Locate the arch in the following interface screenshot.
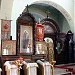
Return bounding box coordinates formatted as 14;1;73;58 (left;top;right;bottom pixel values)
32;1;74;32
41;18;60;33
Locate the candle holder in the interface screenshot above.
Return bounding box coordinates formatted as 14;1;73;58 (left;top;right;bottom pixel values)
50;59;56;75
14;57;23;75
44;37;56;75
36;23;44;42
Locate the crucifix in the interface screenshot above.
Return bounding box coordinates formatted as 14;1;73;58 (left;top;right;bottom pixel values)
26;4;29;13
46;11;51;18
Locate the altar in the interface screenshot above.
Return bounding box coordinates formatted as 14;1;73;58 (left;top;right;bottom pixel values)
37;59;51;75
23;59;38;75
4;61;18;75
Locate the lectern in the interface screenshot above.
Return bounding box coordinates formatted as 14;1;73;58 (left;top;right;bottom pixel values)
4;61;18;75
37;59;51;75
23;59;38;75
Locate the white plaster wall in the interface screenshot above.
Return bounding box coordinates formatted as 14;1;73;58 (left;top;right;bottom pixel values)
0;0;13;19
11;0;38;40
47;0;74;19
11;0;74;21
0;20;1;55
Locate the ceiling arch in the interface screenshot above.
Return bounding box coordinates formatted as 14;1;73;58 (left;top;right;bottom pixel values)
30;1;74;33
23;1;71;33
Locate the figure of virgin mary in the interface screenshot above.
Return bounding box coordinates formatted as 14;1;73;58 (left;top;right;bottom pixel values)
22;30;29;50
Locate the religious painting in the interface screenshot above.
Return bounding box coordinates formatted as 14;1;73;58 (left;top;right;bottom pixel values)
36;41;46;54
20;25;33;54
2;40;16;55
1;19;11;40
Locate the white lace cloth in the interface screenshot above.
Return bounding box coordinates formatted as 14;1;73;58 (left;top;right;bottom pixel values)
23;61;38;75
37;59;51;67
23;61;38;68
4;61;18;75
37;59;51;75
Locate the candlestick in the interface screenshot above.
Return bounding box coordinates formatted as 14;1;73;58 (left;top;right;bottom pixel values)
14;57;23;75
50;59;56;75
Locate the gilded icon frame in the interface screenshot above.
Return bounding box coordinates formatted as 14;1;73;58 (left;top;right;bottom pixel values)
20;25;33;54
2;40;16;55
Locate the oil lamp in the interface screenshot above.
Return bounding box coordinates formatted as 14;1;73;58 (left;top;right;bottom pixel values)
44;37;56;75
36;19;44;42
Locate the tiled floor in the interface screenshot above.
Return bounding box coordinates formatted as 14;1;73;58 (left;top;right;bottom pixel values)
54;63;75;75
54;67;72;75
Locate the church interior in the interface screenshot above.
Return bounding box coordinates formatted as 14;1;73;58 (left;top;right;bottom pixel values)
0;0;75;75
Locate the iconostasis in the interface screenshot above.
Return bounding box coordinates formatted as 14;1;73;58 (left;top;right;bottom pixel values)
0;5;69;65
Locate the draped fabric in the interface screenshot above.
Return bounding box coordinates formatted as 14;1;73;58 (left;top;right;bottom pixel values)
1;19;11;40
4;61;18;75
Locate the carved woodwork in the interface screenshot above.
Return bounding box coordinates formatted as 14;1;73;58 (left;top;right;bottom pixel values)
41;17;66;64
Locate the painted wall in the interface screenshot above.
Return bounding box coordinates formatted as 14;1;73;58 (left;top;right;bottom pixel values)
0;0;13;19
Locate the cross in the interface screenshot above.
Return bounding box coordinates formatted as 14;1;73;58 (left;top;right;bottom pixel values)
26;4;29;12
46;11;51;18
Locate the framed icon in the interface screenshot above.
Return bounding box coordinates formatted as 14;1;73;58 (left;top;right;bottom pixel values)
2;40;16;55
36;41;46;54
20;25;33;54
